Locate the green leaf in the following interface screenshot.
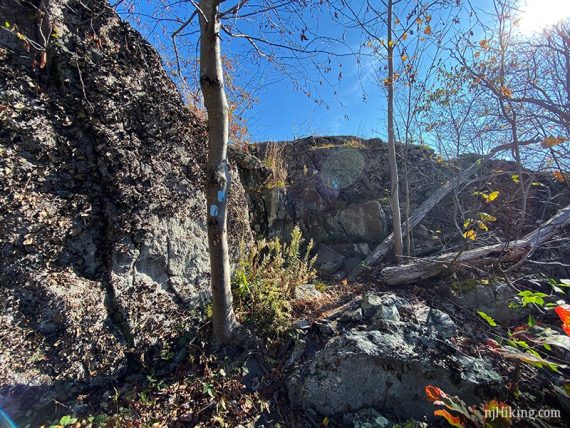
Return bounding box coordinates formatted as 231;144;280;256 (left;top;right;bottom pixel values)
528;315;536;327
59;415;78;426
478;311;497;327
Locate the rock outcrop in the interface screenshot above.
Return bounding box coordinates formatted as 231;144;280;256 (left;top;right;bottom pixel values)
288;293;503;421
240;136;569;278
0;0;251;414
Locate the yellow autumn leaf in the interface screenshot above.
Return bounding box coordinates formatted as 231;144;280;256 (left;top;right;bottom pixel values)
487;190;500;202
402;32;408;41
500;85;512;98
463;229;477;240
511;174;519;183
388;40;395;48
478;212;497;222
542;136;568;148
479;39;490;50
463;219;471;228
424;25;432;35
478;222;489;231
416;17;423;25
401;54;408;62
322;416;330;426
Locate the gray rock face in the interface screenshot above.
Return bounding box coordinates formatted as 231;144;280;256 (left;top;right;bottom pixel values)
238;137;445;276
329;201;387;243
315;246;346;275
451;282;530;324
288;294;501;420
0;0;251;402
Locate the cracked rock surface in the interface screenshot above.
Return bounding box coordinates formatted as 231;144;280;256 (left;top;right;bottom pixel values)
288;293;502;421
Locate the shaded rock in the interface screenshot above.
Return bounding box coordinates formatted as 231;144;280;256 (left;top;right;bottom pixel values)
361;293;406;322
229;146;271;190
344;408;391;428
293;319;312;330
316;320;339;336
429;311;457;339
451;282;529;324
315;246;345;275
361;294;385;318
324;201;387;243
340;308;364;323
343;257;364;273
285;339;307;368
288;324;501;420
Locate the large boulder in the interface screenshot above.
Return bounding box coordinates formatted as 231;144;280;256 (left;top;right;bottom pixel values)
0;0;251;418
324;201;387;243
288;293;502;420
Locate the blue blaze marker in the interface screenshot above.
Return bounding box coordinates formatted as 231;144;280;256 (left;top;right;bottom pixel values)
210;204;219;217
217;190;225;202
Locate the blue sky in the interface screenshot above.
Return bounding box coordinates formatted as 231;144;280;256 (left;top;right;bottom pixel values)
118;0;496;143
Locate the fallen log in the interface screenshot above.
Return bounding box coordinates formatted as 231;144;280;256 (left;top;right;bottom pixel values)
378;204;570;286
348;139;540;281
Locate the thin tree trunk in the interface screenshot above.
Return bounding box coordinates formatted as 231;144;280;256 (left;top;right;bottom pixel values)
199;0;238;344
387;0;404;263
509;110;527;236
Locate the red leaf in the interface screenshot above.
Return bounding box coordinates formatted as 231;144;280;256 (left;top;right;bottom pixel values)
555;305;570;336
425;385;446;402
434;409;464;427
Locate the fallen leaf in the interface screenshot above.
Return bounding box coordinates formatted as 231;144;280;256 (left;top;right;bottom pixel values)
434;409;464;428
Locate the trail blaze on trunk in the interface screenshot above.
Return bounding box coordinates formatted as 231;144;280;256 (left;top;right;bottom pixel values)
199;0;238;344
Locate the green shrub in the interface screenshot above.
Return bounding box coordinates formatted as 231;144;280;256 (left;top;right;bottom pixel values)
232;226;317;335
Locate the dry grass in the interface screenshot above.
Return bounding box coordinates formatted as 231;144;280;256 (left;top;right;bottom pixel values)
290;280;373;323
310;138;366;150
263;142;288;188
